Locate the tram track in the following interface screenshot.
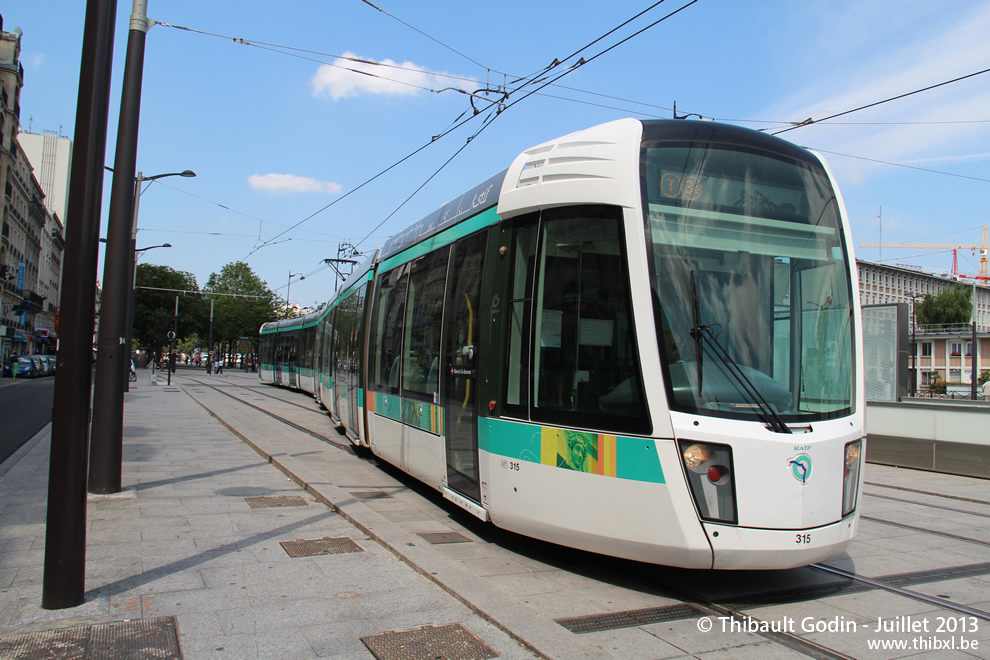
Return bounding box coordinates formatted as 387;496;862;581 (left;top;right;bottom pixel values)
860;515;990;548
182;375;354;453
864;491;990;519
178;377;990;659
865;480;990;507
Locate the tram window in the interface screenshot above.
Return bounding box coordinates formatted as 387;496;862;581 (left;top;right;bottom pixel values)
530;206;648;433
504;218;539;415
403;247;450;401
369;265;409;393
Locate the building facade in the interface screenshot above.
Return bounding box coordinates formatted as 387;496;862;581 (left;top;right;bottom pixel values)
19;130;72;225
858;260;989;392
0;16;63;360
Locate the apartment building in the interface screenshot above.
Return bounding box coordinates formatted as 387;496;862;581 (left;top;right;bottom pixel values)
858;260;989;390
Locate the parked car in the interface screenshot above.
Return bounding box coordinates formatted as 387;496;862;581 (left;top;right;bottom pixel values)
40;355;56;375
30;355;50;376
3;355;37;378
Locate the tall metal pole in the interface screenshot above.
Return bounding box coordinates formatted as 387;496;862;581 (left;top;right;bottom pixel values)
122;175;140;392
43;0;118;610
90;0;153;494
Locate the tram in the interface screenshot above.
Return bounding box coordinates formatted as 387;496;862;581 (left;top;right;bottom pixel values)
259;118;865;570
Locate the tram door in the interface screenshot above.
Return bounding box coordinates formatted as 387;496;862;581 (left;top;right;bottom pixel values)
286;333;298;388
273;334;283;386
442;232;487;502
333;286;366;437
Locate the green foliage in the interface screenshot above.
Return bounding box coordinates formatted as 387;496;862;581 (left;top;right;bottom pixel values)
979;370;990;388
915;284;973;326
203;262;278;349
133;264;207;352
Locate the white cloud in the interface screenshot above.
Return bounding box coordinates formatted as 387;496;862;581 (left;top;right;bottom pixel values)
247;173;342;194
30;53;46;68
310;51;464;101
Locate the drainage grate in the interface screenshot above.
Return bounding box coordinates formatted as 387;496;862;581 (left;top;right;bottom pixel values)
280;536;364;557
352;491;392;499
361;623;498;660
0;616;181;659
245;495;308;508
418;531;472;545
556;603;701;634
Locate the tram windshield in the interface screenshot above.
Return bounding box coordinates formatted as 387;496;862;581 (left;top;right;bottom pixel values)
643;141;855;422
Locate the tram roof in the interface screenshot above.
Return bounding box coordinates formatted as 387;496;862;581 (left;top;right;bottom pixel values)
640;119;820;166
377;168;507;262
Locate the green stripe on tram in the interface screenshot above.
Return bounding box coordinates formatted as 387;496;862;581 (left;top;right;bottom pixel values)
480;418;665;483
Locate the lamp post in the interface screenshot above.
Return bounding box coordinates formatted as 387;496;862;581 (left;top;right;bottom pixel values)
125;242;170;390
286;271;304;319
90;167;194;496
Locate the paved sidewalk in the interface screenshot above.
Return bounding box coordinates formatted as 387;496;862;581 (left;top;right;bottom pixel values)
0;370;539;659
4;367;990;659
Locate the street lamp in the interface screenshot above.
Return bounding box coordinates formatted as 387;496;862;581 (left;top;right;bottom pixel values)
287;271;304;319
90;167;195;495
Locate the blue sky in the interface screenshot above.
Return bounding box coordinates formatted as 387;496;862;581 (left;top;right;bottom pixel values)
8;1;990;308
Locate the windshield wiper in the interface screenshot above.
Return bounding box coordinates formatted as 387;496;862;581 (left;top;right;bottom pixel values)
689;271;791;434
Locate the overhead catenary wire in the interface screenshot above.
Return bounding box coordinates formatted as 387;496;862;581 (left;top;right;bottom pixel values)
162;1;699;264
241;1;700;259
771;66;990;135
351;1;700;250
806;148;990;185
358;0;496;73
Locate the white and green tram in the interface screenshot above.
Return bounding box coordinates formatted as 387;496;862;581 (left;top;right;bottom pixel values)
259;118;865;569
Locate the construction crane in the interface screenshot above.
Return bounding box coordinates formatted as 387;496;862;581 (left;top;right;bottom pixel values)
858;225;989;281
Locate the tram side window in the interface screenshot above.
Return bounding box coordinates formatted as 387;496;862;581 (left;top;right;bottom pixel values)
504;217;539;415
369;265;409;393
532;206;648;433
403;247;450;402
301;327;314;370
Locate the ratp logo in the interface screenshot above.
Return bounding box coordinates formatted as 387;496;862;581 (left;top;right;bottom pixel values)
788;454;812;485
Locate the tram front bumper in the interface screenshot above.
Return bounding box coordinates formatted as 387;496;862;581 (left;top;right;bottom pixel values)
703;516;858;570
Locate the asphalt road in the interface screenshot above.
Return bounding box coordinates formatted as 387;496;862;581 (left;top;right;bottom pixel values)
0;375;55;465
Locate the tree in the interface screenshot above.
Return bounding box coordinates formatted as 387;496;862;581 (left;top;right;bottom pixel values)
915;284;973;326
133;264;206;356
203;262;278;358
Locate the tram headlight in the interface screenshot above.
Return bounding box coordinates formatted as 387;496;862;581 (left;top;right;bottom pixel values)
679;440;736;524
842;439;862;517
682;443;712;473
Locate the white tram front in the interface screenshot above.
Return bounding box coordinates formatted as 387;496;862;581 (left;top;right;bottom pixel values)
486;118;864;569
260;118;865;570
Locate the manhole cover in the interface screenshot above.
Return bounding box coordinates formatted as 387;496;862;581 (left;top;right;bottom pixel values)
418;531;471;544
245;495;308;508
361;623;498;660
280;536;364;557
351;491;392;499
0;616;181;659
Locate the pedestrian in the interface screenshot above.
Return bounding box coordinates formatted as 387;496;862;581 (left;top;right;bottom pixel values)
216;357;224;375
